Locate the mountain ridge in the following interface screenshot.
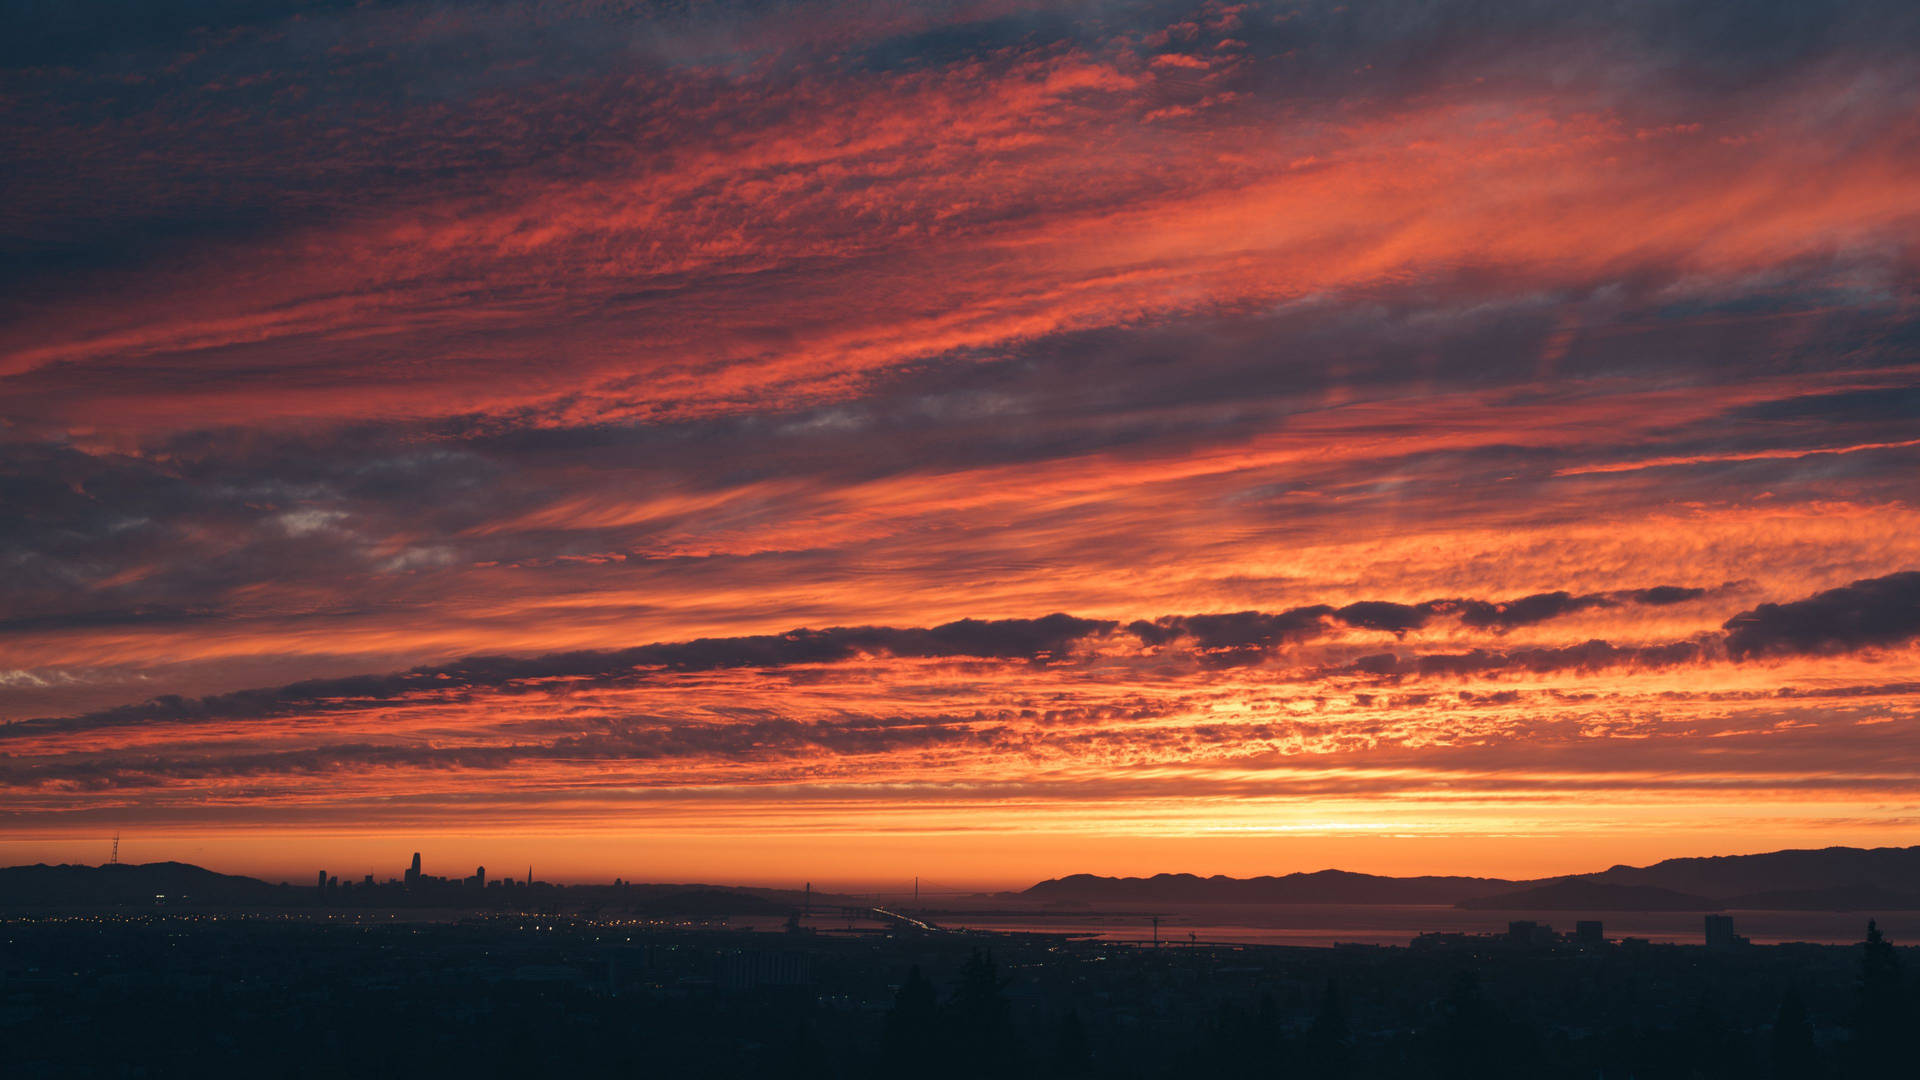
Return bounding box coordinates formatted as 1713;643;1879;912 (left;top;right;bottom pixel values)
1022;869;1518;906
1022;845;1920;910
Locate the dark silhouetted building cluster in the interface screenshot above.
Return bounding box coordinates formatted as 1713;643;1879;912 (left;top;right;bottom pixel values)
304;852;540;907
1706;913;1752;949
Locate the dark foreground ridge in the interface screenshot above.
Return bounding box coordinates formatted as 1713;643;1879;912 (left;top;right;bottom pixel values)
3;909;1915;1078
1024;845;1920;911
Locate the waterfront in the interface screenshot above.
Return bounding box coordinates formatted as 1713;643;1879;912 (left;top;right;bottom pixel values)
774;902;1920;948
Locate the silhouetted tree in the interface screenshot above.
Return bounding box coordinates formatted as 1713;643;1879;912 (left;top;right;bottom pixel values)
948;949;1016;1077
1048;1009;1090;1077
1678;992;1751;1079
1852;920;1908;1078
1769;986;1819;1080
1256;991;1291;1077
1200;998;1275;1075
1425;966;1548;1079
1433;969;1500;1080
1302;978;1351;1080
883;965;940;1073
774;1018;835;1080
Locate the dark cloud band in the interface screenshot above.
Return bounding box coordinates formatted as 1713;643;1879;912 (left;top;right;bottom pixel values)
11;576;1905;739
1724;571;1920;659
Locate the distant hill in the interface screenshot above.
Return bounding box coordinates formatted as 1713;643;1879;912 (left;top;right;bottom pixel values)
1023;870;1517;906
1457;879;1720;911
0;862;293;906
1583;846;1920;899
1021;846;1920;911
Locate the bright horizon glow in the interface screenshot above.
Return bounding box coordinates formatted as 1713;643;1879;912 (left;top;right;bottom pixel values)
6;830;1889;893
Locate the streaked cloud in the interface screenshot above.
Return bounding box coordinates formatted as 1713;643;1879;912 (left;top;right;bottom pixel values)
3;0;1918;879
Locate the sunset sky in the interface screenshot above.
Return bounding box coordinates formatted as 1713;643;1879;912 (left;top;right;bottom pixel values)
4;0;1919;889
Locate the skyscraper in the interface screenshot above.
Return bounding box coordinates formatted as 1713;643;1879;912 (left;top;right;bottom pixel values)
406;851;422;888
1704;914;1745;948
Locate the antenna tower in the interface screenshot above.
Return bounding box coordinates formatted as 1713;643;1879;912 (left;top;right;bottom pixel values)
110;832;120;865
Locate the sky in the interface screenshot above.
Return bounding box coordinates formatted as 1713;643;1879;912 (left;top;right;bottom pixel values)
3;0;1919;889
